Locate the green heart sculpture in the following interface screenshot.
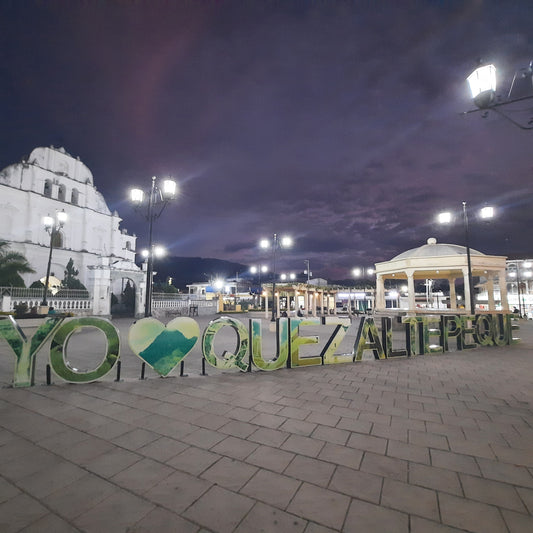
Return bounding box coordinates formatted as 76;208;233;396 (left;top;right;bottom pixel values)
128;317;200;376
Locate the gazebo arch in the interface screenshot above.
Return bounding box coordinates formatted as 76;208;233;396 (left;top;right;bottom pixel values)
374;238;508;314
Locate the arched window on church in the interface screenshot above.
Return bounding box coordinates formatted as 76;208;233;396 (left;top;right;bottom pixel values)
44;179;52;197
71;188;79;205
58;184;66;202
51;231;64;248
125;241;131;250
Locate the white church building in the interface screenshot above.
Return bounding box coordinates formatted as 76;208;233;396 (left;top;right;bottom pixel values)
0;145;145;316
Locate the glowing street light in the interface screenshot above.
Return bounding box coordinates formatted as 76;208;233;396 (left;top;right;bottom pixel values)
352;267;375;278
437;201;494;314
260;233;293;320
280;272;296;281
467;64;497;108
130;176;177;317
465;61;533;129
41;210;67;307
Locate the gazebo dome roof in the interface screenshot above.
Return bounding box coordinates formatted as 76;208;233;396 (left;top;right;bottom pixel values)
391;238;484;261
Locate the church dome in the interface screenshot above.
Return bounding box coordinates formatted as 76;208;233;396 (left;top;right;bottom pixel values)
391;238;484;260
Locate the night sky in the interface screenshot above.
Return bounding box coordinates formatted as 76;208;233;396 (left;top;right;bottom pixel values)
2;0;533;280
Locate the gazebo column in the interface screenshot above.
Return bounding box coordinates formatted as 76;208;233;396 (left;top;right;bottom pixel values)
264;290;269;319
311;292;317;317
462;267;472;314
448;277;457;310
303;289;308;315
406;270;416;311
486;275;495;312
499;269;509;311
376;274;386;311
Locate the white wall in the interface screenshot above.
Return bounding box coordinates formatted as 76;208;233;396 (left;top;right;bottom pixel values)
0;146;138;287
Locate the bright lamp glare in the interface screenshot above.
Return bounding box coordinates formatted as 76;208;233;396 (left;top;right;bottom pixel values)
480;206;494;219
141;249;149;258
280;236;293;248
353;268;362;277
367;268;375;275
467;64;497;98
437;212;452;224
130;188;144;203
162;179;177;198
43;215;54;229
153;245;166;258
56;210;68;224
259;239;270;249
250;266;257;274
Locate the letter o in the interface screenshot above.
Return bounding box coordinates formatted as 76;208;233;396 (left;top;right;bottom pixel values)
50;318;120;383
202;317;249;371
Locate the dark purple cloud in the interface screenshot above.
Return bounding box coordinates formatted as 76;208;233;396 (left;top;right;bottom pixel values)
1;0;533;280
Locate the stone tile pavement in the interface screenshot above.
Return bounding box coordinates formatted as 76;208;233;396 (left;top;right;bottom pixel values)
0;315;532;532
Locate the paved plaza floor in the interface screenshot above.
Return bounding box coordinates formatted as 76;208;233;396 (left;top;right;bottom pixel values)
0;313;532;532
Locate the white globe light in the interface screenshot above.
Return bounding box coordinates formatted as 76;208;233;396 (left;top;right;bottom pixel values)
437;212;452;224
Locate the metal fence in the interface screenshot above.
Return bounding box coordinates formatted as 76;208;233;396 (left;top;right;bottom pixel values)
151;293;218;316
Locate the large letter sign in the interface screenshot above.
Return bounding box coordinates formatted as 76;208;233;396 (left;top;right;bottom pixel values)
129;317;199;376
50;318;120;383
202;316;249;371
0;313;520;387
250;318;290;371
0;316;64;387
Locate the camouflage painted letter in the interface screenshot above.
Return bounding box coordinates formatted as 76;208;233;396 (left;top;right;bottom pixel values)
202;316;249;371
0;316;64;387
50;318;119;383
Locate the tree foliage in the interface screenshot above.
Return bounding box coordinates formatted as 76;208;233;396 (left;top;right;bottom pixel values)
62;258;87;290
0;241;35;287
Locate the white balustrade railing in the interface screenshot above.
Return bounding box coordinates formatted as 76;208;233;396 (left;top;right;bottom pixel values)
1;286;92;315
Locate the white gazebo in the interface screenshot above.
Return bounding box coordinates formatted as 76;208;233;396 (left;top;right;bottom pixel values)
374;238;508;314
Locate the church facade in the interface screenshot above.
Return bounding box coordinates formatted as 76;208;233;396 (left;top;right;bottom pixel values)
0;146;144;315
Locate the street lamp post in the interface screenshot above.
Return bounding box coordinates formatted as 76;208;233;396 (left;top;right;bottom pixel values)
260;234;293;321
250;265;268;286
437;202;494;314
130;176;177;317
304;259;311;284
140;245;166;314
250;265;268;308
41;210;67;307
465;61;533;130
352;267;375;314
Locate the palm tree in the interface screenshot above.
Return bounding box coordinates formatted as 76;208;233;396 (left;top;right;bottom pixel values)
0;241;35;287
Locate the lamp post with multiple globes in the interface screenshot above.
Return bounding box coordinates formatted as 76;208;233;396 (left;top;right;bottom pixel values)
130;176;177;317
351;266;375;314
260;234;293;321
41;210;67;307
437;203;494;314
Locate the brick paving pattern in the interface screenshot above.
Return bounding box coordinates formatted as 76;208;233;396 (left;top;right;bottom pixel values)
0;317;532;532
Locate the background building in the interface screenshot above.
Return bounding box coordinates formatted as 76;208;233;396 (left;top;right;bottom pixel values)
0;146;144;316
